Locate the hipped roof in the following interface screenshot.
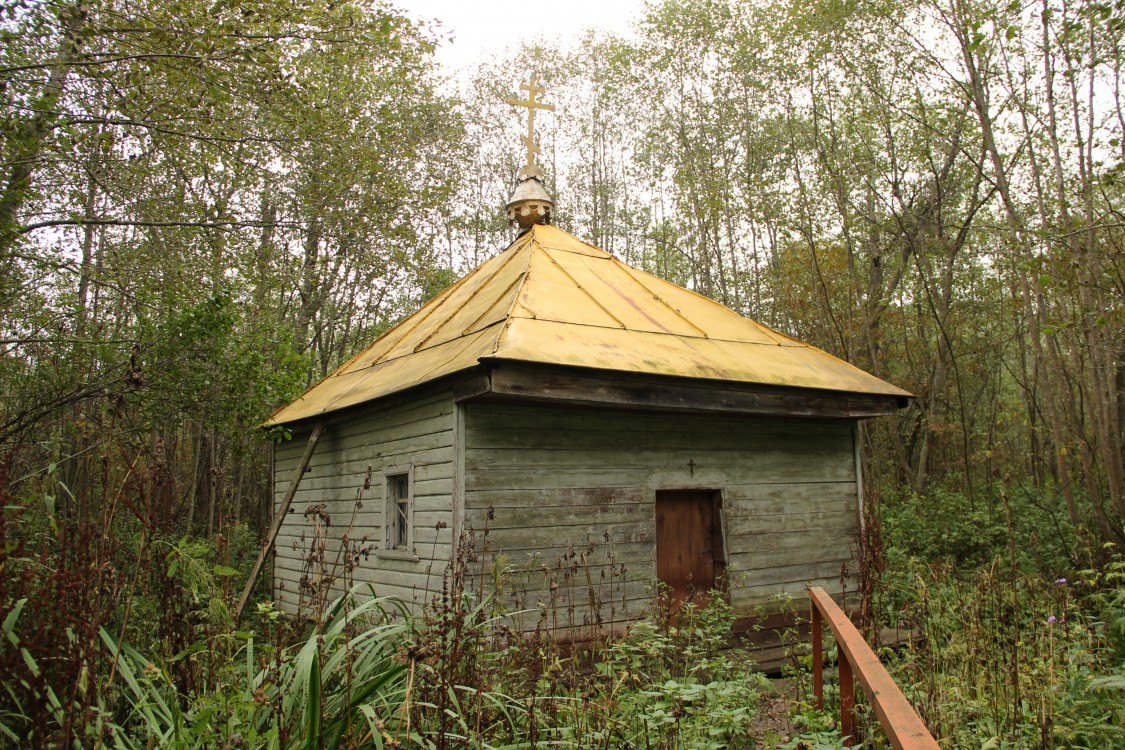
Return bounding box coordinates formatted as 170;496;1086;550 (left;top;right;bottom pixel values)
266;224;909;425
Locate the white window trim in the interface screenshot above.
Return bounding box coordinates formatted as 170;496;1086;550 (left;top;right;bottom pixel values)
379;464;417;560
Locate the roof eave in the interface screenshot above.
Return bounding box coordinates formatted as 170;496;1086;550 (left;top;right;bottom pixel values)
460;360;910;419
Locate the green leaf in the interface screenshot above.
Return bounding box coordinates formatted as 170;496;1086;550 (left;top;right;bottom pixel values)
2;599;26;646
304;649;322;750
1089;674;1125;691
212;564;239;577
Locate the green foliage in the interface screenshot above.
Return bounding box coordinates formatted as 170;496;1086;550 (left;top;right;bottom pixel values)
881;485;1080;576
102;586;412;748
136;294;307;433
870;554;1125;749
91;578;778;749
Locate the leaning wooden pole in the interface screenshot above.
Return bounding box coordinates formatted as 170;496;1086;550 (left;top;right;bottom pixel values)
235;422;326;621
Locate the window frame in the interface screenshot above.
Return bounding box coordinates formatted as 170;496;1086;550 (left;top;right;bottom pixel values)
380;465;416;560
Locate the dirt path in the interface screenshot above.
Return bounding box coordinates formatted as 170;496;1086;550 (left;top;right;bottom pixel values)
748;678;798;748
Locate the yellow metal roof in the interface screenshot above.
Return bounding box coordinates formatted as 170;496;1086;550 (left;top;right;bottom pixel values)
267;225;910;425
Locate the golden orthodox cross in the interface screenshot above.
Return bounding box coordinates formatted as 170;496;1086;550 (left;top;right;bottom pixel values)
507;75;554;177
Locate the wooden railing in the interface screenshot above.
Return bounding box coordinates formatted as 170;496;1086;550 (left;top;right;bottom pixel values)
808;586;940;750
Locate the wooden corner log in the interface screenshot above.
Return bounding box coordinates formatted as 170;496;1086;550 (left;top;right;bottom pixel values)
234;422;326;621
808;586;940;750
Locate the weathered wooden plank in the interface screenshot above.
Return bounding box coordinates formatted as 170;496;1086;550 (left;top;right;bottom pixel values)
314;560;448;587
464;485;855;517
283;411;452;458
470;501;655;530
726;527;855;555
465;486;652;509
470;366;903;418
465;445;849;471
496;584;656;610
273;564;450;600
302;430;453;470
496;594;655;619
280;467;451;507
282;390;453;441
728;545;854;571
725;510;857;536
281;513;453;542
278;465;453;496
294;461;456;501
730;564;855;601
723;482;856;515
277;534;453;556
495;598;653;626
466;466;855;491
277;423;451;468
489;574;652;598
275;505;452;527
322;406;453;444
466;403;853;435
476;522;654;551
466;426;851;454
468;540;655;565
478;555;654;582
275;528;453;554
466;403;854;436
274;546;450;572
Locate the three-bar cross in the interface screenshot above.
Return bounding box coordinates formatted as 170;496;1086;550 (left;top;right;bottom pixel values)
507;75;555;176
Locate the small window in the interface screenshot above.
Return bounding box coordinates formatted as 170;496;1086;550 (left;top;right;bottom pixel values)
385;469;412;551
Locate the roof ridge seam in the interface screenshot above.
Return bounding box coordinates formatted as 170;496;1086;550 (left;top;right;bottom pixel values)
614;259;711;338
365;258;485;363
460;267;526;336
541;225;615;258
338;322;506;376
410;239;525;353
262;263;483;422
625;259;797;346
539;244;626;329
318;327;498;416
488;236;538;356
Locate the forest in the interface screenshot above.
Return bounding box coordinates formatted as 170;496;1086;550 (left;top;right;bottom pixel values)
1;0;1124;746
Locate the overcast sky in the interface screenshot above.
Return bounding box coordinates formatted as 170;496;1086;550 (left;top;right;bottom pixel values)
391;0;648;73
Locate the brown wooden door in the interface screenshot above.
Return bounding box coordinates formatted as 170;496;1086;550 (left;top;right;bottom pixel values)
655;490;717;609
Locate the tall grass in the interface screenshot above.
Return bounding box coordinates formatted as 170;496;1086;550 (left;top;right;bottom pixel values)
101;586;412;748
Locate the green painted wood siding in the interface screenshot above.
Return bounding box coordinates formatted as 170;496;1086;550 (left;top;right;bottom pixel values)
272;390;455;614
463;403;858;636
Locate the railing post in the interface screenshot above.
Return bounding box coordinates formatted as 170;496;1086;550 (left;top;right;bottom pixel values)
839;649;855;747
811;600;824;710
806;587;940;750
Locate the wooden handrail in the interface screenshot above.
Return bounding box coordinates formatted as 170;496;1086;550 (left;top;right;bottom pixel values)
808;586;939;750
